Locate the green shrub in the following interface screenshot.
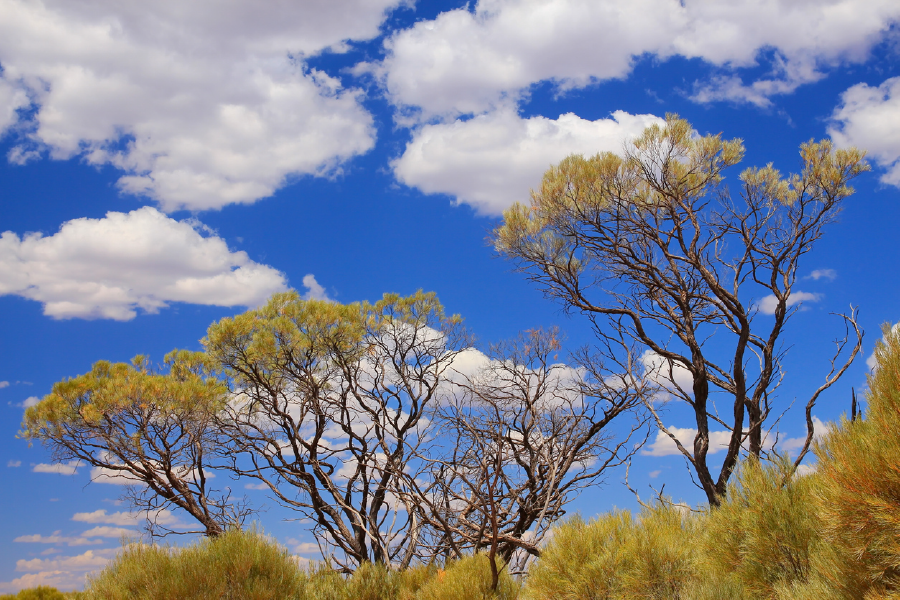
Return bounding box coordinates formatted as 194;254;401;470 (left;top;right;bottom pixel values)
694;455;820;598
0;587;68;600
416;554;519;600
525;503;698;600
810;324;900;598
82;528;308;600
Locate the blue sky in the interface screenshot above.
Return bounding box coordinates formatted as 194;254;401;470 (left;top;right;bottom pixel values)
1;0;900;591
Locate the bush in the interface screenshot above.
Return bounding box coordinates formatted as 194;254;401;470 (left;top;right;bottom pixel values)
0;587;68;600
525;503;698;600
82;529;308;600
810;324;900;598
416;554;519;600
694;455;820;598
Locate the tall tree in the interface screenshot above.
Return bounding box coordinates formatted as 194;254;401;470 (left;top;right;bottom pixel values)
21;353;249;537
205;290;468;571
494;115;866;506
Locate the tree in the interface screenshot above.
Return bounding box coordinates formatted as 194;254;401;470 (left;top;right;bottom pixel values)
21;353;250;537
204;290;468;571
494;115;866;506
404;328;650;581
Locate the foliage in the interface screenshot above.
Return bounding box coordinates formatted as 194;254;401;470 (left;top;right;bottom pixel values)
810;323;900;598
82;528;307;600
20;353;246;537
525;502;698;600
206;290;470;569
494;114;867;505
695;455;821;599
416;554;520;600
0;587;69;600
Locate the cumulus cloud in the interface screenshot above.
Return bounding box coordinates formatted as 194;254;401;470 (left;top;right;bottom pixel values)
0;0;404;211
805;269;837;281
392;109;664;214
14;533;102;547
639;350;693;400
757;291;821;315
32;461;82;475
71;510;138;526
0;380;9;388
0;207;288;320
642;425;736;457
302;274;332;302
7;460;20;467
80;526;136;539
829;76;900;187
779;416;830;455
0;548;120;593
17;396;39;409
375;0;900;119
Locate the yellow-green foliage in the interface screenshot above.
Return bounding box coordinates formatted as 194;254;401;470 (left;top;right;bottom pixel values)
0;587;69;600
525;503;697;600
696;455;820;599
811;324;900;598
82;529;307;600
416;554;519;600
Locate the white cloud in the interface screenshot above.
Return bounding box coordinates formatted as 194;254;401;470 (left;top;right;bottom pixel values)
392;109;663;214
7;460;20;467
302;274;332;302
244;482;269;490
72;508;180;527
375;0;900;119
642;426;734;457
17;396;39;408
14;533;102;547
0;0;405;211
81;526;136;539
806;269;837;281
0;380;9;388
639;350;693;399
829;76;900;188
779;416;830;455
292;541;320;554
0;207;288;320
866;322;900;371
32;461;82;475
757;291;821;316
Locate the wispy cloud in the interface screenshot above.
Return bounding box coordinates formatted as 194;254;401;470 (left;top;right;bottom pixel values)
32;461;82;476
805;269;837;281
757;291;821;315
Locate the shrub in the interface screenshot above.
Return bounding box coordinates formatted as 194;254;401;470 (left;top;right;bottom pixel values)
524;503;698;600
810;324;900;598
416;554;519;600
694;455;820;598
82;528;308;600
0;587;68;600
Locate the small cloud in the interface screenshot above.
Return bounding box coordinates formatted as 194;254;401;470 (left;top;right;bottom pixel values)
292;542;320;554
7;460;21;467
302;274;333;302
648;470;662;479
758;291;821;315
18;396;40;409
795;463;817;477
779;416;830;455
16;381;33;386
81;526;136;539
805;269;836;281
32;461;82;475
244;482;269;490
14;533;102;547
0;381;9;388
642;426;734;457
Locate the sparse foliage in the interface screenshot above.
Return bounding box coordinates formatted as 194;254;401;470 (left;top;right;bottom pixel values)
494;114;867;505
205;290;469;571
21;353;249;537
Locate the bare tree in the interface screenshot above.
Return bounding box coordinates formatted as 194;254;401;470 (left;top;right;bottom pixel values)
21;352;251;538
402;329;650;579
494;115;866;506
204;290;468;571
